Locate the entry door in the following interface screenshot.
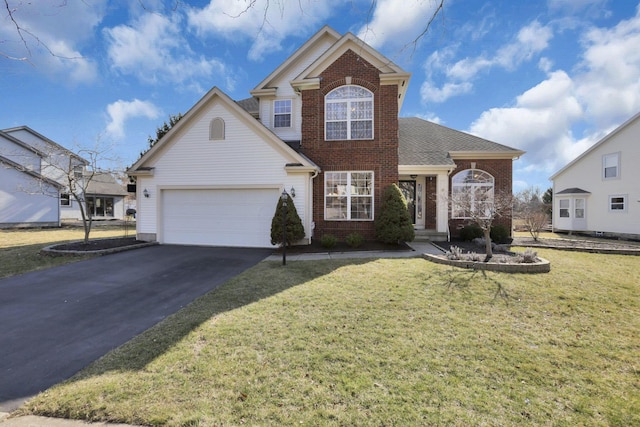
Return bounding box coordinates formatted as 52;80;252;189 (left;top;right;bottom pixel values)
399;180;416;224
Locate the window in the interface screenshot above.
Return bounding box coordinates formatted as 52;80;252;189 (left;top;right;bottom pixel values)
559;199;570;217
273;100;292;128
603;153;620;179
86;196;115;217
209;117;225;140
73;165;83;179
60;193;71;206
609;195;626;211
325;171;373;220
325;85;373;140
575;198;585;218
451;169;494;218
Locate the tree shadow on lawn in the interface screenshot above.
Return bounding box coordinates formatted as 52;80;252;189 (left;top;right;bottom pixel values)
422;265;512;304
62;258;376;379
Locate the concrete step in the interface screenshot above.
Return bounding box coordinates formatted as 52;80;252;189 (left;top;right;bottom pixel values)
413;229;448;242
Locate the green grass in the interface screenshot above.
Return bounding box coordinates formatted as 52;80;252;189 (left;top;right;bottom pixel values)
0;226;131;278
18;249;640;426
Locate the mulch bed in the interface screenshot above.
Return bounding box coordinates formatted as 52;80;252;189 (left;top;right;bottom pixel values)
51;237;141;251
273;240;413;254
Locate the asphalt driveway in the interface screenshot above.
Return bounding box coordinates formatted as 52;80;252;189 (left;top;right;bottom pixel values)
0;245;271;412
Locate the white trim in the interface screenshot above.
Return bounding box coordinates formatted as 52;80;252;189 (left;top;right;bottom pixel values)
609;194;627;212
324;171;374;221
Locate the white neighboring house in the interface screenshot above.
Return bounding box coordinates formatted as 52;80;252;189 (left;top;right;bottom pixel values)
550;112;640;239
0;126;128;228
0;130;63;227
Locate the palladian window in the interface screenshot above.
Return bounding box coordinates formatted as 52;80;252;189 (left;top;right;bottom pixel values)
451;169;495;219
325;85;373;140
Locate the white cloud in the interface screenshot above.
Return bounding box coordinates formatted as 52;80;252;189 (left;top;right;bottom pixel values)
106;99;162;139
421;21;553;103
355;0;445;50
104;13;233;90
575;5;640;126
0;0;105;82
186;0;339;61
469;70;583;172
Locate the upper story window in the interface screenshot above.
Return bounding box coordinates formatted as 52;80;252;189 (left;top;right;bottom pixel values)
325;85;373;140
451;169;494;219
273;100;292;128
209;117;225;140
603;152;620;179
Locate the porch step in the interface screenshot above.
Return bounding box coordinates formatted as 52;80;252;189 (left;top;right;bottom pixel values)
413;229;448;242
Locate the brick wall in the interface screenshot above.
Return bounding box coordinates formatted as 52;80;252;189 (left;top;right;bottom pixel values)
300;49;399;241
448;159;514;238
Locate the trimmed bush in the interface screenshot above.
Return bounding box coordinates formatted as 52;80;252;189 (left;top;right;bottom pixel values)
270;193;305;247
490;224;511;244
320;234;338;249
460;224;483;241
345;232;364;248
375;184;415;244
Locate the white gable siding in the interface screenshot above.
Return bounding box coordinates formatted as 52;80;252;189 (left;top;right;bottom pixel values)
0;165;59;227
0;136;41;172
553;117;640;236
136;100;311;242
260;37;336;141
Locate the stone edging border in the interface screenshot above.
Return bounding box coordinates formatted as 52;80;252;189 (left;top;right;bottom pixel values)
512;242;640;256
40;239;159;257
423;253;551;274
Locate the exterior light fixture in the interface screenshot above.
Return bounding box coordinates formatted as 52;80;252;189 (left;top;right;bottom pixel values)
290;186;296;198
410;174;417;179
143;188;149;198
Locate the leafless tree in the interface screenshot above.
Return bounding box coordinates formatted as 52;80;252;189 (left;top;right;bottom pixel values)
12;137;119;243
514;186;549;241
447;188;514;260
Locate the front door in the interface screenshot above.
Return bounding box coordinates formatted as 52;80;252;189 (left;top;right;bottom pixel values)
399;180;416;224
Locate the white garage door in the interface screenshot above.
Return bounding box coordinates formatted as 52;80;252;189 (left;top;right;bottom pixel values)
162;188;279;247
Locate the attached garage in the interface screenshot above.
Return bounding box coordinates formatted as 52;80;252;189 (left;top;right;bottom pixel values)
161;188;279;248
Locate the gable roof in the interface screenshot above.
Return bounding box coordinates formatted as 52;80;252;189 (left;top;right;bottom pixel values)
555;187;591;195
2;125;89;165
291;30;411;110
85;172;128;196
0;129;46;157
250;26;341;96
128;86;319;175
550;111;640;180
398;117;525;167
0;154;64;188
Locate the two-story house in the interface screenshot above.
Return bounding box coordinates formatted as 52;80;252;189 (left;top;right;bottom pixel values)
0;126;129;227
550;111;640;239
127;26;524;248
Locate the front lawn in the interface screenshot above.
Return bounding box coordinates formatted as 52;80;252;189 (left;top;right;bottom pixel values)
20;249;640;426
0;226;131;278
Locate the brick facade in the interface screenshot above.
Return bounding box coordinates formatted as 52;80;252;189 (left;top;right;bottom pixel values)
447;159;514;238
300;50;399;241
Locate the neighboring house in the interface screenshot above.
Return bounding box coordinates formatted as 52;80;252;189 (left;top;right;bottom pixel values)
550;112;640;239
128;26;524;248
0;126;128;227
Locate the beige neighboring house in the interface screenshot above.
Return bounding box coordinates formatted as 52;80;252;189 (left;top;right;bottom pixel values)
550;112;640;239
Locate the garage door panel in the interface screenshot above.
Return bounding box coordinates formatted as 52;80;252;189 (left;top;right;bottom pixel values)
162;189;278;247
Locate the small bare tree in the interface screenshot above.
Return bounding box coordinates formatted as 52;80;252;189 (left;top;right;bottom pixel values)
514;186;549;241
448;188;514;261
12;136;118;243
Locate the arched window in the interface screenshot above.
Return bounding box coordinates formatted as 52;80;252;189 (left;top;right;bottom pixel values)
451;169;494;218
209;117;225;140
325;85;373;140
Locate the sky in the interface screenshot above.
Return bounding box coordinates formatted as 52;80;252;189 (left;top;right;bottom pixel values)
2;0;640;192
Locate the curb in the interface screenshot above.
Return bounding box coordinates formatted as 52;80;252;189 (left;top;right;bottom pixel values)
40;239;159;257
